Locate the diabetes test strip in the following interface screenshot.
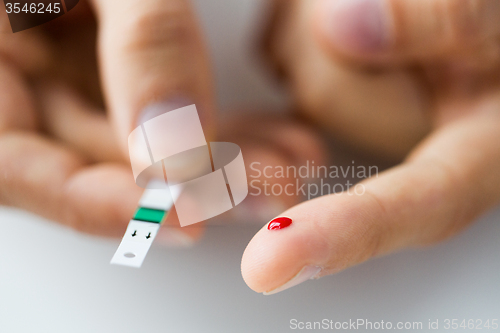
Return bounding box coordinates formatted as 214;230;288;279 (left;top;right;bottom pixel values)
110;180;180;268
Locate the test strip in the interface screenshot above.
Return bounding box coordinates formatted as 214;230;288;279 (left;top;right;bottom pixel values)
110;180;181;268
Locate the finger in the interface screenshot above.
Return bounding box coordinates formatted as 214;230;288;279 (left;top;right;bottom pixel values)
0;131;144;236
90;0;215;154
156;115;328;242
0;31;53;74
314;0;500;63
219;114;328;221
36;83;205;244
0;61;37;133
0;68;138;237
0;4;53;74
156;206;204;247
262;0;431;160
37;82;123;163
242;96;500;294
0;2;9;33
0;62;191;239
220;114;327;167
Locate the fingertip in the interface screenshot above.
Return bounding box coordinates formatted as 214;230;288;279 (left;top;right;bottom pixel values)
155;226;199;248
156;207;204;247
241;214;329;294
63;164;142;237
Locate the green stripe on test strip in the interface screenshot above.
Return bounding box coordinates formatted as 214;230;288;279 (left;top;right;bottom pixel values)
133;207;166;223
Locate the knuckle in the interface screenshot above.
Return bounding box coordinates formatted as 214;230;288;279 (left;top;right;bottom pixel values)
413;159;473;245
445;0;484;44
315;194;388;269
390;0;492;52
359;192;391;259
119;7;194;53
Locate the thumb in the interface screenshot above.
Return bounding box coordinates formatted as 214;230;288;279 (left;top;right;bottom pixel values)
91;0;215;154
242;102;500;294
314;0;500;62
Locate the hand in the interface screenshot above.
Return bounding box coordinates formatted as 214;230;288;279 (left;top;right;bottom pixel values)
0;0;214;239
241;0;500;294
0;0;325;245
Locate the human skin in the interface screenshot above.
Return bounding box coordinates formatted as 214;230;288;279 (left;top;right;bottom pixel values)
0;0;321;243
0;0;215;239
241;0;500;294
1;0;499;295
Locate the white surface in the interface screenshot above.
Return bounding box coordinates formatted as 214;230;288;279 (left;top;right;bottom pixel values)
0;0;499;332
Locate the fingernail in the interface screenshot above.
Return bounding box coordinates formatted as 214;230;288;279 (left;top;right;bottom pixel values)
129;97;194;167
129;97;200;184
321;0;390;54
155;228;195;248
263;266;322;295
137;97;194;126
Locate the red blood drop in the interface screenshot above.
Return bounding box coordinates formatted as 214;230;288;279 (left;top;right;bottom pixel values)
267;217;293;230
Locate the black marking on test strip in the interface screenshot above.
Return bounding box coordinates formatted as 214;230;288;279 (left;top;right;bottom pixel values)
146;232;151;239
132;230;137;237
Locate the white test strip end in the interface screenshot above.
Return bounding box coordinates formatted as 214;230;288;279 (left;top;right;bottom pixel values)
110;220;161;268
